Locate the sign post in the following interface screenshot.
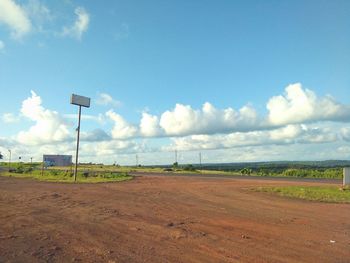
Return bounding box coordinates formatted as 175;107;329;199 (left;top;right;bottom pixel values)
70;94;90;182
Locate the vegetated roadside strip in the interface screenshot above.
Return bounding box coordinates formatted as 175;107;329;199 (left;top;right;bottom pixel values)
256;186;350;203
130;171;341;184
0;170;133;184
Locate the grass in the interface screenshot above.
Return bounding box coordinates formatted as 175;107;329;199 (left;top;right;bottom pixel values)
0;163;344;179
1;169;133;183
256;186;350;203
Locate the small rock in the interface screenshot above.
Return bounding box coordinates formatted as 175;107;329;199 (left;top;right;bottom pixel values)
241;234;250;239
167;222;174;227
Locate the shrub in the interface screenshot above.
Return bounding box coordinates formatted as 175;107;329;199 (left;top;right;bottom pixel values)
50;170;59;176
183;164;196;171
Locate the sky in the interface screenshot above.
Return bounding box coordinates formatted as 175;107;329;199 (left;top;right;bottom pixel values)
0;0;350;165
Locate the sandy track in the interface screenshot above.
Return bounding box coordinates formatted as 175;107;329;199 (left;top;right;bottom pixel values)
0;175;349;263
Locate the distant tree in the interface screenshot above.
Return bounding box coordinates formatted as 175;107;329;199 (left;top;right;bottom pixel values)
0;152;3;159
240;168;252;175
173;162;178;168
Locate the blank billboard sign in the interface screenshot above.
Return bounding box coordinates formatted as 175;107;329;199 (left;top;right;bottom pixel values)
71;94;91;108
43;155;72;167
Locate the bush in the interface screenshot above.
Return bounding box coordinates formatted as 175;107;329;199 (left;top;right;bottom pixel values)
240;168;252;175
50;170;59;176
25;167;33;173
183;164;196;171
15;166;24;174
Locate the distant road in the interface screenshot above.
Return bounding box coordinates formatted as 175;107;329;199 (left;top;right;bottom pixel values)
130;171;341;184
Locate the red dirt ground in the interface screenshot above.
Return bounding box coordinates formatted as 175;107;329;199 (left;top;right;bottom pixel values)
0;175;349;263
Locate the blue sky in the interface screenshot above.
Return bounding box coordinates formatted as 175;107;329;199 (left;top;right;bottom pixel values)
0;0;350;164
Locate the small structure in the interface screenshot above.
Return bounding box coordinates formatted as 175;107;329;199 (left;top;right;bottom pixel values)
43;155;72;167
344;168;350;187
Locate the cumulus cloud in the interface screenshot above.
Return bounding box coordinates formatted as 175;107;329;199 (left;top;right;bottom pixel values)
0;0;32;38
2;84;350;164
267;83;350;125
159;102;261;136
100;83;350;140
62;7;89;39
166;124;339;152
140;112;161;137
106;110;138;139
95;93;121;108
17;91;71;145
81;139;145;158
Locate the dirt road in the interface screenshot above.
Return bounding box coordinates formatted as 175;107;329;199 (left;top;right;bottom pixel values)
0;175;349;262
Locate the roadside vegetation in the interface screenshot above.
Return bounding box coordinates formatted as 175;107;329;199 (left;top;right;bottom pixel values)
0;160;346;180
256;186;350;203
0;163;132;183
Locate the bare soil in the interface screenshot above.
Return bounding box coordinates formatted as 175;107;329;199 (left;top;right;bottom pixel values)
0;175;349;263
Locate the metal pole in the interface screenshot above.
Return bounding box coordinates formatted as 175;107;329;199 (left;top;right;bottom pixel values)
74;105;82;182
199;152;202;171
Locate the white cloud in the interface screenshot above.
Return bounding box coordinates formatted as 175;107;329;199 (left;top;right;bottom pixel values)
267;83;350;126
82;140;140;156
140;112;161;137
1;84;350;165
106;110;138;139
0;0;32;38
341;128;350;142
62;7;89;39
159;102;261;136
95;93;121;108
166;124;339;152
1;112;19;123
17;91;71;145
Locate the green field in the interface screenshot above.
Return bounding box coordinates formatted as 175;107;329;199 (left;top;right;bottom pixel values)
256;186;350;203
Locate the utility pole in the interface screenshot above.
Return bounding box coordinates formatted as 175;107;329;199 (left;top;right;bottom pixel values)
136;154;139;167
175;150;178;164
199;152;202;171
30;157;33;165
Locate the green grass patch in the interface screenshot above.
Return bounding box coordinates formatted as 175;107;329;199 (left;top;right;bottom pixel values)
256;186;350;203
1;169;133;183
